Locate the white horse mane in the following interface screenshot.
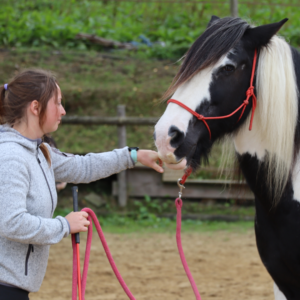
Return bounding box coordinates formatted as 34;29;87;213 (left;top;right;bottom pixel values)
256;36;298;201
229;35;299;202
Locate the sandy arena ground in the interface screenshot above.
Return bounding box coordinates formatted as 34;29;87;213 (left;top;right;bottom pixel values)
30;230;274;300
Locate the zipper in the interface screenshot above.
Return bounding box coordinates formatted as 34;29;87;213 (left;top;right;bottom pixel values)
25;244;34;276
37;150;54;214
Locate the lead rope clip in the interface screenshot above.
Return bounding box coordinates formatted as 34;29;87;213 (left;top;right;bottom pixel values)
177;178;185;199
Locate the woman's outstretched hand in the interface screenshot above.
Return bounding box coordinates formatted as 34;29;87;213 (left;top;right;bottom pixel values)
65;211;90;234
137;150;164;173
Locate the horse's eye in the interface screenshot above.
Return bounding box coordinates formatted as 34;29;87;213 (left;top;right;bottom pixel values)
221;65;235;73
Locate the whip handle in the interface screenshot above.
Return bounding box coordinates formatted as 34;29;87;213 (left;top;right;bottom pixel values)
72;186;80;244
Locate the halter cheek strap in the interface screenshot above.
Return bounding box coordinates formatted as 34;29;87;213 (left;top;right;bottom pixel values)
167;49;258;140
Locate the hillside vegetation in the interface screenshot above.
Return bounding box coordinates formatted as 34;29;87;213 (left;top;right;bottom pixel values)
0;0;299;59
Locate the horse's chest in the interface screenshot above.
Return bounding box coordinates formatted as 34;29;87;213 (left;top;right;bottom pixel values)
254;190;300;298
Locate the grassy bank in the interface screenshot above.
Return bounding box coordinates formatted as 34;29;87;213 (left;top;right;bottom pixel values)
0;48;176;151
1;1;300;59
92;219;254;234
54;206;254;234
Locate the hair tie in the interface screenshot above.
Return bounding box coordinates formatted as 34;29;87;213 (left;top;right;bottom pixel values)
4;84;8;90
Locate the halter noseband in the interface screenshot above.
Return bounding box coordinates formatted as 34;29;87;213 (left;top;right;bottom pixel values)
167;49;258;140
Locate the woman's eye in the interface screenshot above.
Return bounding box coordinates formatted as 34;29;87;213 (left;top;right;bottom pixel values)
221;65;235;73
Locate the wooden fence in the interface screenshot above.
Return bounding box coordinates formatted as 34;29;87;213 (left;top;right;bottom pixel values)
62;105;158;207
62;105;254;206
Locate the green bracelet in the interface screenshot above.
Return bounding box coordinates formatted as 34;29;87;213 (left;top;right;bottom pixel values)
130;149;138;163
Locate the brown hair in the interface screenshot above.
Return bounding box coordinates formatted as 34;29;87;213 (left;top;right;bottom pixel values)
0;69;59;165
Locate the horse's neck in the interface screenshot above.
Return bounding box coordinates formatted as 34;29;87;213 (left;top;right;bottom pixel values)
291;46;300;101
289;47;300;203
234;125;272;209
234;46;300;204
292;45;300;157
233;110;300;205
233;120;267;161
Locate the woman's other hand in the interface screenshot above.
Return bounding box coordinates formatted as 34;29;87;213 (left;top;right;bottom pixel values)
137;150;164;173
65;211;90;234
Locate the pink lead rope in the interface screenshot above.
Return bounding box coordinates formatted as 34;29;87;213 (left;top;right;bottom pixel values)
72;208;137;300
176;197;202;300
71;178;201;300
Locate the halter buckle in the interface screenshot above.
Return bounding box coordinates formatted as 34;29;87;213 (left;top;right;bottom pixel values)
177;178;185;199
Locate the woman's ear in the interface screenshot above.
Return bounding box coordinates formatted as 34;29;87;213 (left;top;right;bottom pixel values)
29;100;40;117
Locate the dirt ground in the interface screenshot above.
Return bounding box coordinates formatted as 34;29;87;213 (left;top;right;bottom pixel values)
30;230;274;300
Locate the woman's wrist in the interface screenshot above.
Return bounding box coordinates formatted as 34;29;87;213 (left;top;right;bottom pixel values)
128;147;139;163
130;149;138;163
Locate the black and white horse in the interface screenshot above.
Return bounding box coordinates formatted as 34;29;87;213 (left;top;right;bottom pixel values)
154;16;300;300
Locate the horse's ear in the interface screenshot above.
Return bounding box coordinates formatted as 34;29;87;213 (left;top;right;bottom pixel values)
207;15;220;28
243;18;288;49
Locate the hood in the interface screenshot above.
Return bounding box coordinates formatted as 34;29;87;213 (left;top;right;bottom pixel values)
0;124;42;155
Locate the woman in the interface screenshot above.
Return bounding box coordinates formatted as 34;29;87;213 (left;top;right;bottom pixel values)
0;69;163;299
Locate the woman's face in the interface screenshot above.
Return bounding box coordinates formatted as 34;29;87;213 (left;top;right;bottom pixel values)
42;86;66;134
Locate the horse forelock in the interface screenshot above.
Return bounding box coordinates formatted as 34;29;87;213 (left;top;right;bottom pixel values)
163;17;250;100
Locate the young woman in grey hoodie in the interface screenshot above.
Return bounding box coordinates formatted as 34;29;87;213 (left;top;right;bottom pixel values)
0;69;164;300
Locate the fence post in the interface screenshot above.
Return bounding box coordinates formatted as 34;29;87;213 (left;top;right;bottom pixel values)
117;105;127;207
230;0;238;17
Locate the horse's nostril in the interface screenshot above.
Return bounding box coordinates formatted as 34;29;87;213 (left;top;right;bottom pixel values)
168;126;185;148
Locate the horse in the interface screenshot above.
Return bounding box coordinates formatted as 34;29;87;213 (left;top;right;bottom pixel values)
154;16;300;300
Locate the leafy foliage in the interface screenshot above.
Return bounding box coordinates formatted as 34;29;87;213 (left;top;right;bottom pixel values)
0;0;299;58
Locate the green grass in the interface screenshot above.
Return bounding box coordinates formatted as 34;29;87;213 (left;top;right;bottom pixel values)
55;184;255;217
95;218;254;234
0;0;300;59
54;207;254;234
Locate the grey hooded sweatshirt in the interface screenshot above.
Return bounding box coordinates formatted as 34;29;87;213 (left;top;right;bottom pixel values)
0;125;134;292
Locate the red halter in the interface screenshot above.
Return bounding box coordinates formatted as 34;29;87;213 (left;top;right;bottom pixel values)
167;49;258;140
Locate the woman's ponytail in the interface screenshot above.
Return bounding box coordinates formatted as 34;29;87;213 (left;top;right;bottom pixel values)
40;143;51;166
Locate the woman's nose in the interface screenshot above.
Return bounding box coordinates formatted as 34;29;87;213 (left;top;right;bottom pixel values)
61;105;66;116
